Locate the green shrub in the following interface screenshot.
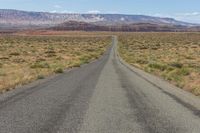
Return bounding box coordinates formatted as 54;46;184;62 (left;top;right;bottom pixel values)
166;66;175;72
0;70;6;76
192;87;200;96
165;70;182;82
169;62;183;68
177;67;190;76
31;61;50;69
80;56;90;64
163;67;190;82
136;59;148;64
9;52;20;56
148;63;167;71
54;68;64;73
86;48;94;52
37;75;45;79
45;50;56;54
72;62;81;67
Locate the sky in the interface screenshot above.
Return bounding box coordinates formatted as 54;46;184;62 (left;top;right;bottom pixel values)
0;0;200;23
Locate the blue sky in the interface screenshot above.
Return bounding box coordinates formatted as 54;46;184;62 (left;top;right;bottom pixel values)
0;0;200;23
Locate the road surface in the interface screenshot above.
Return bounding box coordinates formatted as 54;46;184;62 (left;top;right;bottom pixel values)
0;36;200;133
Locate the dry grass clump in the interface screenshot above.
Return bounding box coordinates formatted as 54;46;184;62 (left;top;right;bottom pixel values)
118;32;200;96
0;35;111;92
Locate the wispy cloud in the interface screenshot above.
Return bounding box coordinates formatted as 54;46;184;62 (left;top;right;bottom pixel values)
50;10;75;13
151;12;200;23
174;12;200;23
50;10;57;13
53;5;62;9
60;10;74;13
176;12;200;17
87;10;101;14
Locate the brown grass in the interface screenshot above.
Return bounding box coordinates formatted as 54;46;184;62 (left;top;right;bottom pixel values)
0;34;111;92
118;32;200;96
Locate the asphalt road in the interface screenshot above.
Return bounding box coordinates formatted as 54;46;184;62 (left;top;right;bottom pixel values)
0;36;200;133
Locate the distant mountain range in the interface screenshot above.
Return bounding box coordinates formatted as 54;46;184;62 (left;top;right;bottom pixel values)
0;9;200;31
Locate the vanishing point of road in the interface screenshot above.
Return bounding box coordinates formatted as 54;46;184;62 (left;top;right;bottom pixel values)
0;37;200;133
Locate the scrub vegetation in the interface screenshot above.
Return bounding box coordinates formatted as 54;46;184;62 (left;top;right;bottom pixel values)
0;34;111;92
118;32;200;96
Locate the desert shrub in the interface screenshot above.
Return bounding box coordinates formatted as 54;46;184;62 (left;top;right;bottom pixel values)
36;58;46;62
73;51;81;56
144;66;155;73
0;70;6;76
13;58;26;63
163;67;189;82
177;67;190;76
46;53;56;57
148;63;167;71
9;52;20;56
151;47;159;50
118;32;200;95
0;35;111;92
185;56;194;60
37;75;45;79
45;50;56;54
79;56;90;64
169;62;183;68
164;70;182;82
72;62;81;67
0;56;9;60
31;61;50;69
135;59;148;64
165;66;174;72
54;68;64;73
55;56;63;60
86;48;94;52
192;87;200;96
139;46;148;50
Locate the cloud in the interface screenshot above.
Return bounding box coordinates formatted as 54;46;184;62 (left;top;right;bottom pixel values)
60;10;74;13
173;12;200;23
106;11;118;14
177;12;200;17
87;10;101;14
50;10;75;13
54;5;62;9
152;13;171;18
50;10;57;13
151;12;200;23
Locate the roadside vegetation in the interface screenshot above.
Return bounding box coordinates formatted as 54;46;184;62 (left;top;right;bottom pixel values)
118;32;200;96
0;34;111;92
